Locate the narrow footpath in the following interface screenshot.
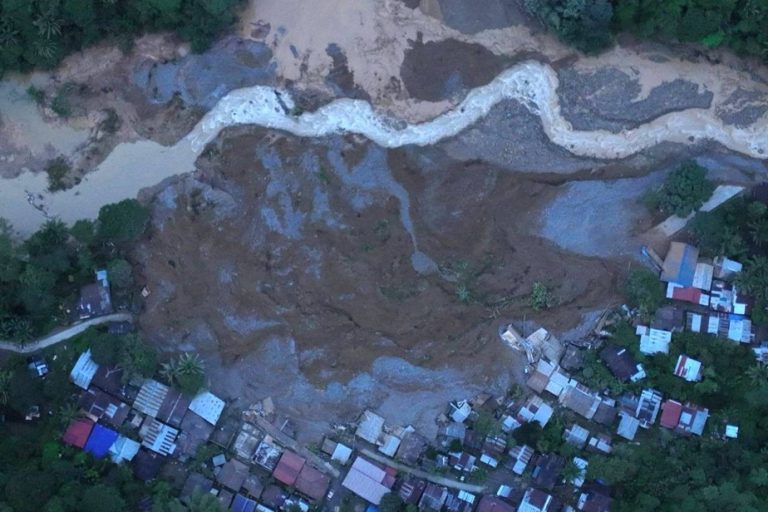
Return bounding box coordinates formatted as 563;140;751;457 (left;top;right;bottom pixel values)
359;448;487;493
0;313;133;354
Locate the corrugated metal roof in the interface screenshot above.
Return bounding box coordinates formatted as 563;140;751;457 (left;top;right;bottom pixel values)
342;458;391;505
188;391;225;426
134;379;170;418
140;418;178;456
70;350;99;390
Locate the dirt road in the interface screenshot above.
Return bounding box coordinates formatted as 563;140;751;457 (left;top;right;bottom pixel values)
0;313;133;354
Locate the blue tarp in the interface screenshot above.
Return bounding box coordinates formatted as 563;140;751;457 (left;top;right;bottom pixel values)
84;424;119;459
676;245;698;286
231;494;257;512
366;506;380;512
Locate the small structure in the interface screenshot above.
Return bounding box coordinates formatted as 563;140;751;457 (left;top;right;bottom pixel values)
217;458;250;492
500;325;562;366
109;435;141;464
660;399;683;429
616;411;639;441
253;438;282;471
438;422;467;447
70;350;99;390
341;457;394;505
635;389;663;428
577;488;612;512
242;474;264;499
419;483;448;511
396;432;427;465
709;280;750;314
449;451;477;472
134;379;190;428
515;395;554;428
27;356;49;377
517;488;558;512
652;305;685;332
676;403;709;436
571;457;589;488
75;270;113;319
176;410;215;460
295;464;331;501
587;433;612;455
560;345;585;372
188;391;226;426
331;442;353;465
714;256;742;281
507;444;535;475
674;355;703;382
559;382;601;420
600;345;646;382
260;485;287;510
233;423;262;461
531;453;565;490
273;450;306;487
636;326;672;355
139;417;178;456
399;477;427;505
79;388;130;427
62;418;94;448
84;424;119;459
725;424;739;439
378;433;401;457
355;410;385;444
449;400;472;423
563;424;590;449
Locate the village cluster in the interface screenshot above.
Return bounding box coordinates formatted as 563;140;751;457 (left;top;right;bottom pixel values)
20;237;761;512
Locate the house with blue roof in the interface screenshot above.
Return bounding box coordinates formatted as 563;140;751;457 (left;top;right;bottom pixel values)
84;424;119;459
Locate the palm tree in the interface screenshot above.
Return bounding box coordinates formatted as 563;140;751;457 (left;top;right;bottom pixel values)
745;364;768;387
176;352;204;376
159;359;179;385
58;403;80;427
33;12;62;39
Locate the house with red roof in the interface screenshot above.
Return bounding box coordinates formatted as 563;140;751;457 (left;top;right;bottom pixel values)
273;450;306;487
659;400;683;429
62;418;94;448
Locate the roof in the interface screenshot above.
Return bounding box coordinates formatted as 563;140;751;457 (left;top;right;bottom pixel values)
79;388;129;427
616;411;639;440
600;345;645;382
181;473;213;502
134;379;170;418
527;359;556;394
176;408;216;459
133;449;163;481
356;410;385;444
531;454;564;490
666;282;708;306
577;490;612;512
84;424;119;459
661;242;699;286
242;473;264;498
559;383;600;420
157;387;190;428
341;457;392;505
109;435;141;464
508;444;534;475
592;398;618;427
231;495;258;512
419;483;448;511
188;391;225;425
660;400;683;429
139;417;178;456
636;389;663;428
636;326;672;355
295;464;331;501
676;403;709;436
587;434;612;454
70;350;99;390
76;280;113;318
674;355;703;382
253;439;282;471
62;418;94;448
260;485;287;509
217;458;250;491
396;432;427;465
652;305;685;331
725;424;739;439
564;424;590;449
516;395;554;427
91;365;127;399
450;400;472;423
273;450;306;486
378;433;401;457
476;495;516;512
399;477;427;504
332;442;353;465
518;488;555;512
714;256;742;280
692;262;714;290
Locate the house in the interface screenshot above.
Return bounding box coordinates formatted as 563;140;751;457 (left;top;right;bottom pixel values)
181;473;213;504
444;490;476;512
660;400;683;429
592;398;618;427
636;326;672;355
253;438;282;471
295;465;330;501
674;355;703;382
563;424;590;449
419;483;448;511
242;473;264;499
560;345;585;372
531;453;565;490
676;403;709;436
341;457;395;505
84;424;119;459
91;364;130;400
70;350;99;390
450;400;473;423
572;457;589;488
176;410;215;460
507;444;535;475
132;449;163;481
652;305;685;332
396;432;427;465
273;450;306;487
438;422;467;447
577;488;612;512
666;282;709;306
331;442;353;465
79;388;130;427
616;411;640;441
62;418;94;448
139;417;178;456
517;488;558;512
709;280;750;314
660;242;700;286
449;451;476;472
231;494;258;512
378;433;401;457
75;270;113;319
188;391;226;426
516;395;554;428
686;311;753;343
232;423;263;461
526;359;557;395
635;389;663;428
559;382;601;420
600;345;646;382
398;476;427;504
356;410;385;444
714;256;742;281
133;379;190;427
586;433;612;455
477;495;516;512
217;458;250;491
109;435;141;464
260;485;288;510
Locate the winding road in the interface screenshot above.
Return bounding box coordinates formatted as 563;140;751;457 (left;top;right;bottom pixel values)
0;313;133;354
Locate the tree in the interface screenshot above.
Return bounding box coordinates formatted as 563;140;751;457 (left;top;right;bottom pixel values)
120;334;157;382
97;199;149;244
379;493;404;512
17;265;57;318
625;269;664;316
524;0;614;53
107;258;133;290
512;421;543;446
737;256;768;303
473;411;500;437
70;219;96;246
646;161;715;217
4;468;56;512
80;484;126;512
90;332;122;367
161;352;205;395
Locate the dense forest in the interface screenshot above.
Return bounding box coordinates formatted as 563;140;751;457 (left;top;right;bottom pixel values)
0;0;240;75
525;0;768;58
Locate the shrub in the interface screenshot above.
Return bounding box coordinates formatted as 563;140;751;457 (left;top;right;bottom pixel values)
646;161;715;217
524;0;614;53
45;157;71;192
529;281;554;311
625;269;664;316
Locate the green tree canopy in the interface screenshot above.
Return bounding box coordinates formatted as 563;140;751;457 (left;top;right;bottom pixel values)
97;199;150;244
524;0;614;53
625;268;664;316
646;161;715;217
